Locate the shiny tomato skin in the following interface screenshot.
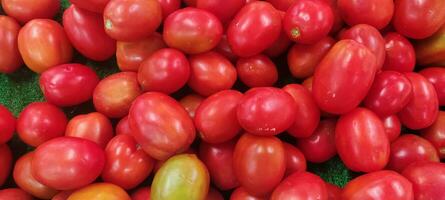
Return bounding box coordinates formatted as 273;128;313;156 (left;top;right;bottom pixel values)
337;0;393;29
326;183;341;200
236;54;278;88
158;0;181;19
138;48;190;94
283;0;333;44
0;144;12;186
0;104;15;144
103;0;162;41
13;152;58;199
398;72;439;130
39;63;100;107
32;137;105;190
237;87;297;136
287;36;335;79
102;134;154;189
419;67;445;106
65;112;113;148
63;5;116;61
0;188;33;200
17;102;67;147
402;162;445;200
18;19;73;73
131;187;150;200
179;94;204;118
342;170;413;200
382;32;416;72
393;0;445;39
283;143;306;176
335;108;389;172
116;116;131;135
128;92;196;160
297;119;336;163
421;111;445;159
233;133;286;197
283;84;320;138
227;1;282;57
69;0;110;13
67;183;130;200
2;0;59;23
196;0;245;25
313;40;377;114
270;172;328;200
230;187;267;200
381;115;401;142
0;15;22;73
93;72;142;118
188;51;237;96
163;7;223;54
199;139;240;190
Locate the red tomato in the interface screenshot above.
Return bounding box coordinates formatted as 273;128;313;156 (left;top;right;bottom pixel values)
103;0;162;41
236;54;278;87
227;1;282;57
283;0;333;44
188;51;237;96
0;15;22;73
287;36;335;79
398;72;439;130
158;0;181;19
0;188;33;200
393;0;445;39
237;87;297;136
131;187;150;200
63;5;116;61
283;84;320;138
138;48;190;94
323;0;344;34
297;119;336;163
283;143;306;176
363;71;413;117
179;94;204;118
335;108;389;172
326;183;341;200
230;187;267;200
39;63;100;107
52;191;73;200
302;76;313;92
381;115;401;142
183;0;196;6
342;170;413;200
0;144;12;186
215;35;238;62
32;137;105;190
421;111;445;159
69;0;110;13
420;67;445;106
93;72;142;118
195;90;243;143
266;0;296;11
163;8;223;54
271;172;327;200
0;104;15;144
382;32;416;72
102;134;154;189
264;21;292;58
313;40;377;114
199;139;240;190
18;19;73;73
17;102;67;147
116;116;131;135
13;152;58;199
337;0;393;29
403;162;445;200
67;183;131;200
2;0;59;23
233;134;285;197
128;92;196;160
196;0;245;25
65;112;113;148
206;188;224;200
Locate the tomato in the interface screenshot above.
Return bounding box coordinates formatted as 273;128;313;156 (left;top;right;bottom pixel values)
297;119;336;163
266;0;296;11
283;0;333;44
283;84;320;138
68;183;130;200
326;183;341;200
152;154;210;200
398;72;439;130
18;19;73;73
233;134;285;197
93;72;142;118
199;139;239;190
302;76;313;92
0;188;33;200
2;0;59;23
335;108;389;172
131;187;150;200
236;54;278;88
237;87;297;136
17;102;67;147
402;162;445;200
65;112;113;148
393;0;445;39
158;0;181;19
103;0;162;41
342;170;413;200
337;0;393;29
138;48;190;94
419;67;445;106
0;105;15;144
0;15;22;73
179;94;204;118
313;40;377;114
163;8;223;54
52;191;73;200
188;51;237;96
32;137;105;190
382;32;416;72
63;5;116;61
102;134;154;189
271;172;327;200
206;188;224;200
128;92;196;160
230;187;267;200
381;115;401;142
215;35;238;62
415;24;445;66
13;152;57;199
183;0;196;6
69;0;110;13
196;0;245;25
421;111;445;159
264;23;292;57
323;0;344;34
39;63;100;107
283;143;306;176
0;144;12;186
227;1;282;57
116;116;131;135
287;37;335;79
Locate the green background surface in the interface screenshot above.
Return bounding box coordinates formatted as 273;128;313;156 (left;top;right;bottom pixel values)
0;0;353;195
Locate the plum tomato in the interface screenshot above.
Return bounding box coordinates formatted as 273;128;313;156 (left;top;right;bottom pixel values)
302;76;313;92
215;35;238;63
270;172;327;200
206;188;224;200
196;0;245;25
0;188;33;200
52;190;73;200
402;161;445;200
236;54;278;88
326;182;341;200
381;115;401;142
0;104;15;144
179;94;204;118
65;112;113;148
419;67;445;106
337;0;394;30
69;0;110;13
266;0;296;11
67;183;130;200
157;0;181;19
0;15;22;73
230;187;267;200
283;143;306;176
115;116;131;135
0;144;12;187
2;0;59;23
421;111;445;159
382;32;416;72
264;13;292;58
297;119;337;163
39;63;100;107
131;187;150;200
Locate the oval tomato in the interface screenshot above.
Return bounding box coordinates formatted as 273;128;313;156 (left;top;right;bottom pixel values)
0;144;12;186
65;112;113;148
264;15;292;58
131;187;150;200
326;182;341;200
266;0;296;11
115;116;131;136
402;162;445;200
415;24;445;66
158;0;181;19
381;115;401;142
0;188;33;200
69;0;110;13
419;67;445;106
179;94;204;118
52;191;73;200
421;111;445;159
0;15;22;73
2;0;59;23
271;172;327;200
297;119;336;163
196;0;245;25
67;183;130;200
215;35;238;62
0;104;15;144
337;0;393;29
236;54;278;88
283;143;306;176
230;187;267;200
206;188;224;200
382;32;416;72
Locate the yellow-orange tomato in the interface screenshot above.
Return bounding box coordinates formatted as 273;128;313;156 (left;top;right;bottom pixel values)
67;183;131;200
0;15;22;73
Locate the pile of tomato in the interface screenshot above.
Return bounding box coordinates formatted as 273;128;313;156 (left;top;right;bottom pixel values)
1;0;445;199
